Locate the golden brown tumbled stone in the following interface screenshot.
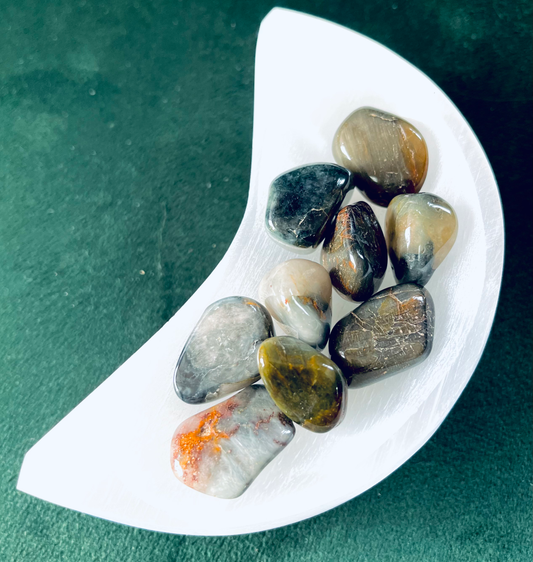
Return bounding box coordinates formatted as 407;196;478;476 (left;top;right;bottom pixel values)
332;107;428;206
386;193;458;286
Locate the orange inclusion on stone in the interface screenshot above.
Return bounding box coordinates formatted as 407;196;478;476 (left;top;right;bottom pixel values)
338;209;353;244
299;295;327;321
173;410;231;480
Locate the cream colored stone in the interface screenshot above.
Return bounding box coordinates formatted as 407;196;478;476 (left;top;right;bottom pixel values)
258;259;332;349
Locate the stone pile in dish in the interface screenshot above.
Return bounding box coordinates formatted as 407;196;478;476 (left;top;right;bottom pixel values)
170;107;458;498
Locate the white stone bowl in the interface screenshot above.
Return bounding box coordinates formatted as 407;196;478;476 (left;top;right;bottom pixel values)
18;8;504;536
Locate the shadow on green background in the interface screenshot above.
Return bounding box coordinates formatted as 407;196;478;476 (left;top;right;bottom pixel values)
0;1;531;560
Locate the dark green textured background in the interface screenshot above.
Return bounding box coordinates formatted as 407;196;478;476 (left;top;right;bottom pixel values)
0;0;531;560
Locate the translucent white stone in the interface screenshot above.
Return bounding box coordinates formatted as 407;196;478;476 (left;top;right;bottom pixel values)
174;297;274;403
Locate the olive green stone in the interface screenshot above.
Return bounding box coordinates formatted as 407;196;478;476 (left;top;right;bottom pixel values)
257;336;347;433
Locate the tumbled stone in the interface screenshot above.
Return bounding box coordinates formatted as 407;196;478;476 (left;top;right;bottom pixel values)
170;385;295;499
258;336;346;433
386;193;458;286
321;202;388;302
329;284;434;387
332;107;428;206
265;163;352;249
174;297;274;404
259;259;332;350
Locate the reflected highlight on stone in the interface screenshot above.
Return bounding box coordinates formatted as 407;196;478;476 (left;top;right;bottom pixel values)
329;284;434;387
333;107;428;206
174;297;274;404
265;163;352;249
259;259;332;350
258;336;346;433
170;385;295;499
386;193;458;286
321;202;388;302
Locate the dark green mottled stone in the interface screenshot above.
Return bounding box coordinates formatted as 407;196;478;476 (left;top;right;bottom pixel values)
321;202;388;301
329;284;434;387
265;164;352;249
258;336;346;433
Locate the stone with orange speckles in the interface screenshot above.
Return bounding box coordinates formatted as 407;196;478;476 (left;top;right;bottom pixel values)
170;385;295;499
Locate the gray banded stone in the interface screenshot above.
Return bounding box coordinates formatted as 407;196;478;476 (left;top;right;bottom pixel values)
174;297;274;404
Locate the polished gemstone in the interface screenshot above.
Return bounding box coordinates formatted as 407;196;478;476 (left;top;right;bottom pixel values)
321;202;388;302
258;336;346;433
174;296;274;404
329;283;434;387
386;193;458;286
265;163;352;249
170;385;295;499
332;107;428;206
259;259;332;349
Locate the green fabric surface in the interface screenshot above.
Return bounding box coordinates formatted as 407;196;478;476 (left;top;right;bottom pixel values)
0;0;531;560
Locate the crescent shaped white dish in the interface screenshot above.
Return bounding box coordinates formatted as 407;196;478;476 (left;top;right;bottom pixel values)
17;8;504;535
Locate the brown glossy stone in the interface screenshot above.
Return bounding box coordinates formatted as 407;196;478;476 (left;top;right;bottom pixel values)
329;283;434;387
332;107;428;206
321;202;388;302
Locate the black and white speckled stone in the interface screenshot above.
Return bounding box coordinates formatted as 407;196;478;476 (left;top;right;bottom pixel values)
174;297;274;404
265;163;352;249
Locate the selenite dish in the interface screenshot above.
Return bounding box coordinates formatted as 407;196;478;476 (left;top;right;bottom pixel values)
17;9;504;536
